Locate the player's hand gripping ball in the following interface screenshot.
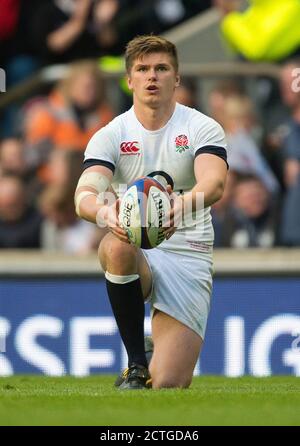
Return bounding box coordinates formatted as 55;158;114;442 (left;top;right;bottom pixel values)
119;176;171;249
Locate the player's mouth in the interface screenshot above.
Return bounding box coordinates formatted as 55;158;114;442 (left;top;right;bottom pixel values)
146;85;159;93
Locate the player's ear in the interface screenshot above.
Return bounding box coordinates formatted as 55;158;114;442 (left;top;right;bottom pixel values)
127;75;133;91
175;74;180;88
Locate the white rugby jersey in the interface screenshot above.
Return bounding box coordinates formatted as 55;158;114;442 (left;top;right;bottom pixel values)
84;103;227;258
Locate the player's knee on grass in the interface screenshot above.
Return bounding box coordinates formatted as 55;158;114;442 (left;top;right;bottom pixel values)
98;234;138;274
151;372;192;389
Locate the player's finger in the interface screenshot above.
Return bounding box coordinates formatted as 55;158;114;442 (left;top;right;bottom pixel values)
164;211;175;226
168;207;175;218
164;223;175;234
113;225;128;237
115;198;121;216
108;220;122;229
165;228;175;240
107;210;123;229
163;209;174;227
166;185;173;196
110;228;130;243
163;221;174;233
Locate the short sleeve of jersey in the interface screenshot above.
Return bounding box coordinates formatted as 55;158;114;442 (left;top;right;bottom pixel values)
83;121;120;172
191;114;228;167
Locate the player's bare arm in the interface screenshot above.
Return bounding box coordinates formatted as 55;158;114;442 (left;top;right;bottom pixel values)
164;154;227;239
74;165;129;243
189;153;228;209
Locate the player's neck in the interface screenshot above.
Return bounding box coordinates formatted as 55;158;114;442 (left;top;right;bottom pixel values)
133;101;176;131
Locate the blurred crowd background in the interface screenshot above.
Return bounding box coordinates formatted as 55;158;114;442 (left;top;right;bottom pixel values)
0;0;300;253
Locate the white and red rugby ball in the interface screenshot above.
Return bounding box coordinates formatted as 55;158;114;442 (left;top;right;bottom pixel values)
119;176;171;249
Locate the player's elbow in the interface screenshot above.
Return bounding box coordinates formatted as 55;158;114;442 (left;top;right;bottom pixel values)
74;190;81;218
75;204;81;219
211;179;226;205
217;180;226;199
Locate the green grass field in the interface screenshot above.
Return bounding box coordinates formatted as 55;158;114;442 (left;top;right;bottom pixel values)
0;376;299;426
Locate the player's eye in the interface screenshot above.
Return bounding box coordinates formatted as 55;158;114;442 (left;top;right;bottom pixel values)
137;66;147;72
157;66;168;71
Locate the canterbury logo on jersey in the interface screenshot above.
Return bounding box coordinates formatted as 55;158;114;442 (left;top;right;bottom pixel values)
120;141;141;155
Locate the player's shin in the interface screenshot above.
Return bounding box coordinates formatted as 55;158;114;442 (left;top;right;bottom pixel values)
105;272;148;368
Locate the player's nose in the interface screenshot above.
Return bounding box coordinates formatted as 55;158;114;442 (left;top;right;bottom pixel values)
148;68;157;79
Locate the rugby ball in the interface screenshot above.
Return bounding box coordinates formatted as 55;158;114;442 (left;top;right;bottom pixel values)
119;176;171;249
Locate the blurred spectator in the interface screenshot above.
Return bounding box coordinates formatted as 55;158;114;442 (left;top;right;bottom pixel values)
211;170;238;246
256;82;288;189
46;150;84;189
215;174;278;248
29;0;131;64
121;1;212;37
39;184;99;254
0;137;27;177
175;78;199;108
269;61;300;187
213;0;242;16
93;0;125;52
0;137;43;201
208;79;245;128
150;0;212;31
0;0;40;63
38;149;103;253
0;0;20;45
0;0;41;138
22;60;114;179
279;61;300;245
0;174;43;248
222;94;279;194
211;87;281;248
258;61;300;190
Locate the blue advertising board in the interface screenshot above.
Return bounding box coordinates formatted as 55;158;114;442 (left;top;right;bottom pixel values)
0;277;300;376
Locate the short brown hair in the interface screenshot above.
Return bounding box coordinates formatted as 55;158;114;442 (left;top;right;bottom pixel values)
125;35;178;74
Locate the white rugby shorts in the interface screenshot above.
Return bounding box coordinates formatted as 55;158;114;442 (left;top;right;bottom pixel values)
142;248;213;340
